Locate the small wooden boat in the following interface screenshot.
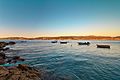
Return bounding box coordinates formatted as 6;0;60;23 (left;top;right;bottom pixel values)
97;44;110;49
78;42;90;45
51;41;57;43
20;41;27;43
60;41;68;44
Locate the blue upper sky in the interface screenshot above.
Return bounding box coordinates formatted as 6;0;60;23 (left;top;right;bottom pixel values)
0;0;120;37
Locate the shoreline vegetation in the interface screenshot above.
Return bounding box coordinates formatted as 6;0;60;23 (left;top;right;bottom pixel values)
0;36;120;40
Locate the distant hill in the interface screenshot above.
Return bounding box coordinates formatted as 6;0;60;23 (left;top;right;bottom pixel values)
0;36;120;40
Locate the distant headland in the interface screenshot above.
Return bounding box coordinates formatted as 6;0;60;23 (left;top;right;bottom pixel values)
0;36;120;40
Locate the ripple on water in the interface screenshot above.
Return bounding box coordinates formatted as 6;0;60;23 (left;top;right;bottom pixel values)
6;40;120;80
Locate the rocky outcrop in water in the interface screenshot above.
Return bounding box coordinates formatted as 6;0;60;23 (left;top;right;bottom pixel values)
0;41;25;64
0;41;17;65
0;41;16;52
0;64;41;80
8;41;16;45
0;41;16;48
0;52;6;65
0;41;42;80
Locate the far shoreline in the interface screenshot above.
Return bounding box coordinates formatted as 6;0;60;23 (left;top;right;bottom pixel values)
0;36;120;41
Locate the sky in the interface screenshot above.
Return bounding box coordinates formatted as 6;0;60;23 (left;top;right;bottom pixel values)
0;0;120;38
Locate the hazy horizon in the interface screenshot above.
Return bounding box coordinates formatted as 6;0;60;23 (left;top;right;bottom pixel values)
0;35;119;38
0;0;120;38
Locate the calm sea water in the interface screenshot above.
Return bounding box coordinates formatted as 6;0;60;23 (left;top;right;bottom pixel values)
1;40;120;80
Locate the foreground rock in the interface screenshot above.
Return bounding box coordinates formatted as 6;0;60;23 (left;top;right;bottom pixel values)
0;41;42;80
0;64;41;80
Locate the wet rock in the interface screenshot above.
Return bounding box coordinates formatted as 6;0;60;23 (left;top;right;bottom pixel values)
13;56;25;61
0;52;6;59
6;56;25;64
6;59;12;63
0;59;5;65
0;66;9;77
4;47;10;51
13;56;20;60
8;41;16;45
17;64;29;71
28;70;41;76
27;72;38;78
19;58;25;61
0;76;6;80
0;42;11;52
5;72;13;80
9;67;21;75
0;65;41;80
17;64;41;80
0;48;4;51
19;72;28;80
10;74;20;80
0;41;16;56
0;42;7;48
0;47;10;51
0;41;42;80
0;52;6;65
0;41;16;48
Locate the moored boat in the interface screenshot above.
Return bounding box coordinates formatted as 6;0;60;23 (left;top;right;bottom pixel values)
51;40;57;43
60;41;68;44
78;42;90;45
97;44;110;49
20;41;27;43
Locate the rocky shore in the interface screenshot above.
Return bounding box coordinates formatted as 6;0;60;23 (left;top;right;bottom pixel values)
0;64;41;80
0;41;42;80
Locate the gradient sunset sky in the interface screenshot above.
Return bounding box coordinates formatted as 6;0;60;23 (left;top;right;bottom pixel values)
0;0;120;38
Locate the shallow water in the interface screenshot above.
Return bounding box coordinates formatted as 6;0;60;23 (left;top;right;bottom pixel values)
2;40;120;80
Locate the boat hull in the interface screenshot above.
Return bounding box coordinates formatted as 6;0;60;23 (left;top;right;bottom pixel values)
78;42;90;45
51;41;57;43
97;45;110;49
60;42;68;44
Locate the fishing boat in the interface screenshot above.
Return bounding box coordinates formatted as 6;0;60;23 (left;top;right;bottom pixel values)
51;41;57;43
60;41;68;44
51;40;57;43
20;41;27;43
78;42;90;45
97;44;110;49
